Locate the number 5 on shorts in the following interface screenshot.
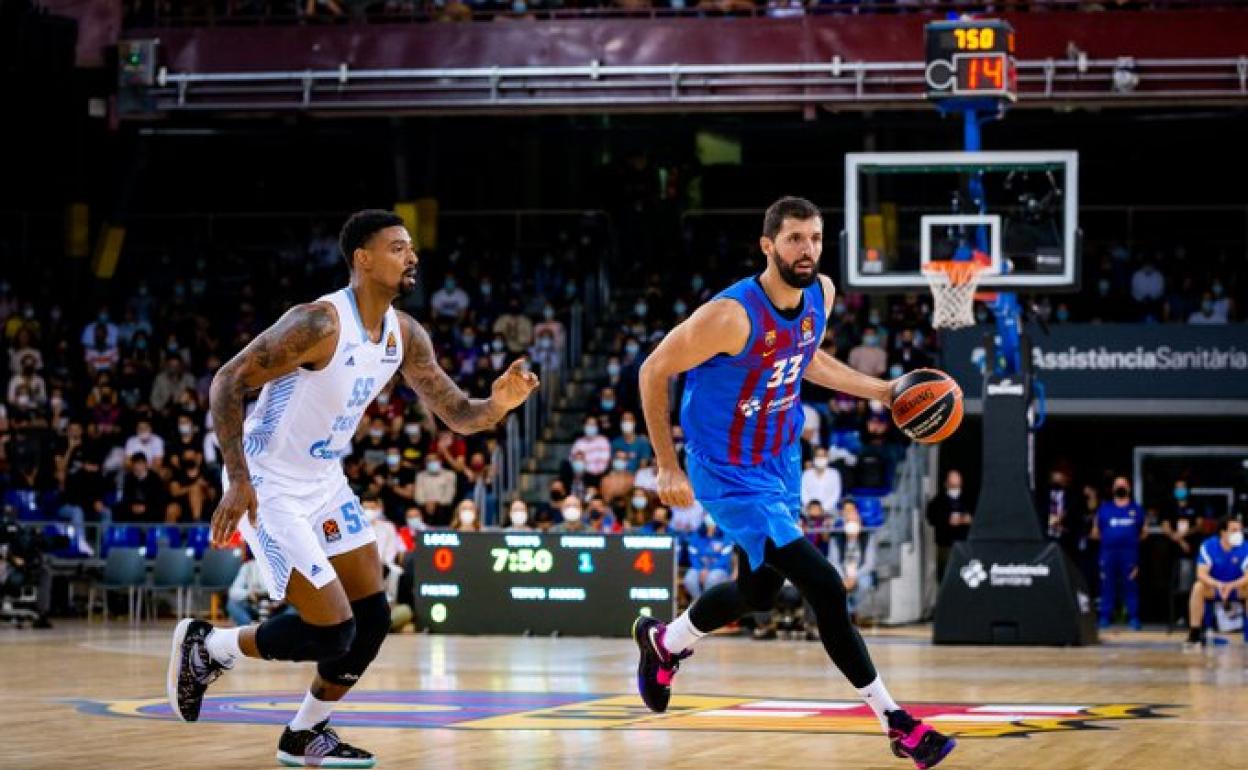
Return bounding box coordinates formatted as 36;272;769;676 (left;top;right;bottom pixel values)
340;501;364;534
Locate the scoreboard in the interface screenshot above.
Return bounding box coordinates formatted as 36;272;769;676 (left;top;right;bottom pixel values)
924;19;1017;101
409;531;677;636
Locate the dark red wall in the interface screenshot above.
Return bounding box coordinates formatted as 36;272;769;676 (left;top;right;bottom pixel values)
133;11;1248;73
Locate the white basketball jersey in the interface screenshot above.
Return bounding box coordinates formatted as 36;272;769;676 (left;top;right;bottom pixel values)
241;287;404;479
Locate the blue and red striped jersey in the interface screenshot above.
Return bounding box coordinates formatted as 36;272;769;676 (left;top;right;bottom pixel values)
680;276;828;467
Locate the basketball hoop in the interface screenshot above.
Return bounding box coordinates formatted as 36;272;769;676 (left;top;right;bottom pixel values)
923;261;987;330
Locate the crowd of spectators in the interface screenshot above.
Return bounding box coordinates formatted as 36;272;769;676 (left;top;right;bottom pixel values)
0;219;600;557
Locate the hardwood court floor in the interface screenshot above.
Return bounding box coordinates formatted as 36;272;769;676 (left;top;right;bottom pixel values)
1;621;1244;770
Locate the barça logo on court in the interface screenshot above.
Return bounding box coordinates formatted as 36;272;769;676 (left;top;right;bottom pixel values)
322;519;342;543
70;692;1168;738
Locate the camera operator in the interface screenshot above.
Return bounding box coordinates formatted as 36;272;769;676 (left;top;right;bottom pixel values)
0;506;54;628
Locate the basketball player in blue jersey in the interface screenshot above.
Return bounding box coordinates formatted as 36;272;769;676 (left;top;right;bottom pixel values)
633;197;955;769
167;210;538;768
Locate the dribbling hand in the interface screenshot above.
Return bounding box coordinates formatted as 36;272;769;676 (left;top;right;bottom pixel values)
211;478;259;547
657;465;694;508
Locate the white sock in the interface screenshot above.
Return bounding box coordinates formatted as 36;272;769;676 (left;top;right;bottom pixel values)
663;612;707;654
205;627;243;668
856;676;901;731
289;691;338;732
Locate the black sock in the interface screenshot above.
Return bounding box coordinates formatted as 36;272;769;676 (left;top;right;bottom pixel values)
1187;627;1203;643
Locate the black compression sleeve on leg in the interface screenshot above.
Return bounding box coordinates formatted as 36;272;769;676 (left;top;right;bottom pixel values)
254;613;357;662
318;591;390;687
689;546;786;632
767;537;877;687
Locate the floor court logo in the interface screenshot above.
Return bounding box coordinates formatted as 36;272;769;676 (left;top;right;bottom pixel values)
69;691;1167;738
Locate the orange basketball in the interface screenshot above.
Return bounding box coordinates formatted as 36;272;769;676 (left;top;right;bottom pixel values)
889;368;964;444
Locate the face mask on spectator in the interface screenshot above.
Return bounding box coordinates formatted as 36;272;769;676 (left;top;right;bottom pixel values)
386;454;401;468
405;424;421;438
562;506;582;523
98;311;110;323
947;487;961;499
370;428;384;440
620;420;635;434
480;282;492;297
492;339;505;352
1229;531;1244;547
607;362;621;378
625;341;641;357
1212;282;1225;298
427;460;442;473
691;275;704;292
634;302;648;318
377;393;391;406
600;398;615;411
1055;307;1070;322
445;278;456;290
407;516;423;531
844;520;862;537
571;459;586;474
867;311;881;326
364;505;382;522
833;301;847;315
631;495;648;510
509;507;528;527
612;458;629;472
17;395;33;409
543;306;555;321
537;336;553;350
813;456;828;470
583;423;599;437
1097;279;1111;296
862;334;878;347
462;333;475;347
179;423;194;436
1176;519;1190;535
1174;487;1188;501
674;301;688;316
888;364;904;379
459;507;477;526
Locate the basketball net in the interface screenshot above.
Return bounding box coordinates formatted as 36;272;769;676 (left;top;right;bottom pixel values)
924;261;986;330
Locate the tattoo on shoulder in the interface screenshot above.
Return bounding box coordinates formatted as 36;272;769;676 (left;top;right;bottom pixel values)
250;302;337;371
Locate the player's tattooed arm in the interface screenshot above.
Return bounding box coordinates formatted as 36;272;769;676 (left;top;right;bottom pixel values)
397;312;537;435
209;302;339;482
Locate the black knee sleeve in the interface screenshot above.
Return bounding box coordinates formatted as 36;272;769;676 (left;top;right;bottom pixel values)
255;613;356;662
318;591;390;687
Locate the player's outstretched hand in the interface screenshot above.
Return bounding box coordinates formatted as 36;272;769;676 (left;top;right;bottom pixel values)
211;478;258;547
491;357;540;411
657;465;694;508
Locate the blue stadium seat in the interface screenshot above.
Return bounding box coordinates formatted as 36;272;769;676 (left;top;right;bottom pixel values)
144;525;182;558
856;497;886;528
102;526;144;557
184;526;212;559
830;430;862;454
4;489;42;521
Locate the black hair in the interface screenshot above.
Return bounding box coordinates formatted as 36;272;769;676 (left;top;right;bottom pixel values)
1218;514;1243;532
762;196;822;240
338;209;405;271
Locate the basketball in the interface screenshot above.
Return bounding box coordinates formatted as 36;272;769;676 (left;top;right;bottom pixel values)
889;368;964;444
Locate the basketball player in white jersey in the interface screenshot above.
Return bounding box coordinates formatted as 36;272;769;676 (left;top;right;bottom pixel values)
167;210;538;768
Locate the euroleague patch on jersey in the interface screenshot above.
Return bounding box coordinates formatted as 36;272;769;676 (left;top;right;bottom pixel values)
800;314;815;344
764;329;776;348
69;692;1168;738
384;331;399;361
322;518;342;543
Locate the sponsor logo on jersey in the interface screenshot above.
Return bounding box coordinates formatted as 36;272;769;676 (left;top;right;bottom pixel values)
308;439;352;460
322;519;342;543
383;331;399;362
75;692;1168;738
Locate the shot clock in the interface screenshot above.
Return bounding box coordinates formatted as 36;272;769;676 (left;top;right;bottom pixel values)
924;19;1017;101
410;531;676;636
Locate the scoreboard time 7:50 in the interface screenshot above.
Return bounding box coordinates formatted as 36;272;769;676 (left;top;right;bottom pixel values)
410;531;676;636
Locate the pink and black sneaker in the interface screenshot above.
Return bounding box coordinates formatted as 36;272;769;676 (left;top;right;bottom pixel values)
631;615;692;713
887;709;956;769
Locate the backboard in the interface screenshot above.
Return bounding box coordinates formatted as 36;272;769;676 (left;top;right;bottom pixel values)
841;151;1079;293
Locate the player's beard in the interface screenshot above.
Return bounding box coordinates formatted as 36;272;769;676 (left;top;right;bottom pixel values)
397;271;417;296
774;254;818;289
